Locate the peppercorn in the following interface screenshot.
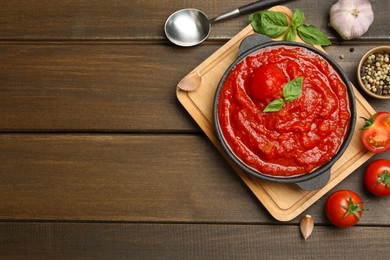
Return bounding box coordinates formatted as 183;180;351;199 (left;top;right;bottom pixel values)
360;52;390;96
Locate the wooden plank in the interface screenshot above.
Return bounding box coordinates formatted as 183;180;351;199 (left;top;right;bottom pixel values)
0;222;389;259
0;0;388;41
0;43;387;131
0;43;218;131
0;134;389;224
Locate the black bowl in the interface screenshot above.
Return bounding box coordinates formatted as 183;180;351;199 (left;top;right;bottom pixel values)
213;34;356;190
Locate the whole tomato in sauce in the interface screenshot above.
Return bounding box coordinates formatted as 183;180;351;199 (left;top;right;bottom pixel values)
364;159;390;197
360;112;390;153
325;190;364;228
250;64;287;102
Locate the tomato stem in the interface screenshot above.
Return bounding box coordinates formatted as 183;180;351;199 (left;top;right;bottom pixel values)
359;113;376;130
341;193;364;219
376;170;390;189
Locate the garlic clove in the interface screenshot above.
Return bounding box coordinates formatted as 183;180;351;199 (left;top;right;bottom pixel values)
300;214;314;240
329;0;374;40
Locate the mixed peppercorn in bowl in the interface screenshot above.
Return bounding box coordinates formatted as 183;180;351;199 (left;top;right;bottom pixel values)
357;46;390;99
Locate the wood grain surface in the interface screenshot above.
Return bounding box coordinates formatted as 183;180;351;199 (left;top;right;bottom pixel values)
0;223;388;259
1;0;389;41
0;0;389;258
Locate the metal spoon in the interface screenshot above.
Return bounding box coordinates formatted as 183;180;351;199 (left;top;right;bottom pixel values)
164;0;290;47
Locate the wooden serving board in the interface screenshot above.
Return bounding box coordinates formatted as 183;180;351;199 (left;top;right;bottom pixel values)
176;6;376;221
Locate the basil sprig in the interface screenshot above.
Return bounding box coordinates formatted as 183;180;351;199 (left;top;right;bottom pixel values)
263;77;303;112
248;9;331;46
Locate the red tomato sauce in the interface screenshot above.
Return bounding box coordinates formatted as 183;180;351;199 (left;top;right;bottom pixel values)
217;46;351;177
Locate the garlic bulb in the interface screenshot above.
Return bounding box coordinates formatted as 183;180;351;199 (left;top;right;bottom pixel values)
329;0;374;40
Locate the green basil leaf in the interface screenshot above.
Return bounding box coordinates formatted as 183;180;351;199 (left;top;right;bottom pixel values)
248;13;263;33
259;11;289;28
283;77;303;102
263;98;284;112
292;8;305;27
297;24;331;46
260;11;289;38
248;12;262;23
284;27;297;42
249;11;289;38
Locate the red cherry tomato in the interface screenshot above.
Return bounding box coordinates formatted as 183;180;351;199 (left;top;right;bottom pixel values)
325;190;364;228
360;112;390;153
250;64;287;102
364;159;390;197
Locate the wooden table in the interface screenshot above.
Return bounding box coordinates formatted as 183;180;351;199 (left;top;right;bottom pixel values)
1;0;389;258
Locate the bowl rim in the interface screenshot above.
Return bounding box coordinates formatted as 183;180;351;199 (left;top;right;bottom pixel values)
357;46;390;100
213;40;357;184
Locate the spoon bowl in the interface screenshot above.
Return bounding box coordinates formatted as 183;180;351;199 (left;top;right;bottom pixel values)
164;9;211;47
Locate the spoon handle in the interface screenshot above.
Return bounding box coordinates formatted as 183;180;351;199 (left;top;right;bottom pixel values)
239;0;291;15
211;0;291;23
